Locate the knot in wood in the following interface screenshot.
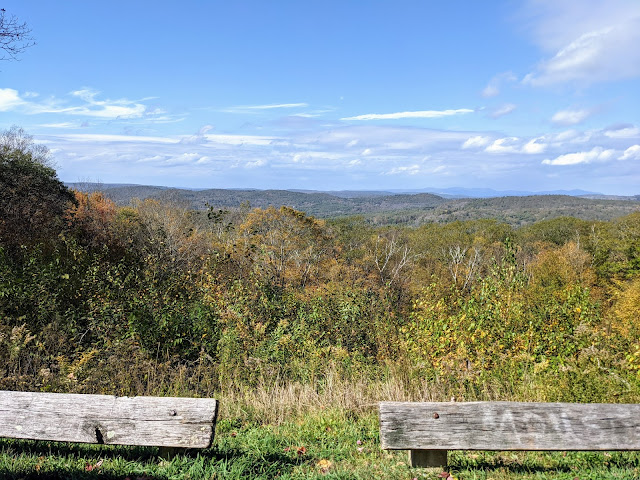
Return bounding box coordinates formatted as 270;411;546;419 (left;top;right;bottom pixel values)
432;412;439;419
170;409;177;416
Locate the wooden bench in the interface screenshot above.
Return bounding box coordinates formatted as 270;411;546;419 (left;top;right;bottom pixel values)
380;401;640;468
0;390;218;457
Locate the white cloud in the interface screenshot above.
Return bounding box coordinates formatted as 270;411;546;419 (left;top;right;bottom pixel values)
483;136;547;155
202;133;279;146
462;135;491;149
387;164;421;175
341;108;473;121
0;87;163;120
522;0;640;86
223;103;308;113
551;108;592;125
542;146;615;165
58;133;176;144
245;158;267;168
38;122;79;129
619;144;640;160
242;103;308;110
522;138;547;154
605;126;640;138
553;129;580;142
490;103;517;119
0;88;25;111
486;137;520;154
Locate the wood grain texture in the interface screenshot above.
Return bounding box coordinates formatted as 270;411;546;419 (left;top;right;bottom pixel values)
0;391;218;448
380;401;640;451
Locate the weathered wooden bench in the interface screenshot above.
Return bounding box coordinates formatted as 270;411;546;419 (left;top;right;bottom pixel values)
0;390;218;457
380;401;640;467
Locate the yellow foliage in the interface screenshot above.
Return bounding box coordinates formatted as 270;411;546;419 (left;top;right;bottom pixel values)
529;241;596;289
611;277;640;338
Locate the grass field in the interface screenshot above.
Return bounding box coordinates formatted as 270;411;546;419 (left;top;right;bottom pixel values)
2;409;640;480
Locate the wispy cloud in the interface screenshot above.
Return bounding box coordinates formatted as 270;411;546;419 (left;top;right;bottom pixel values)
59;133;177;144
551;108;593;126
489;103;517;119
38;122;82;129
244;103;308;110
0;87;168;120
462;135;491;149
341;108;474;121
521;0;640;86
386;164;422;175
223;103;308;113
482;72;517;97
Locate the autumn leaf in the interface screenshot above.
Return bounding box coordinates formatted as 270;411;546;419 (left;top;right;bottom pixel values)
317;458;332;473
84;459;103;471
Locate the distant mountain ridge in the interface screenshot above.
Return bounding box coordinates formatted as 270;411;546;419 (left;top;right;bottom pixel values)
65;183;640;227
290;187;604;198
68;183;614;199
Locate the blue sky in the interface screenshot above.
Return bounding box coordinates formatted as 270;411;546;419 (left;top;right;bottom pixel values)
1;0;640;194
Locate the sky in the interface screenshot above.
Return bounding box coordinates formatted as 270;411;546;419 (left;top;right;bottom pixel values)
1;0;639;194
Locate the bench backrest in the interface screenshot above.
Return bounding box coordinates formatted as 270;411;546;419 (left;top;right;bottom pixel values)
380;401;640;451
0;390;218;448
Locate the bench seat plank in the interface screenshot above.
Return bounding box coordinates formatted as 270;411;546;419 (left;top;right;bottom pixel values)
0;391;218;448
380;401;640;451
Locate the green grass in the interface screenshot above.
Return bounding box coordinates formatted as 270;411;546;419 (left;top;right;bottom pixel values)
2;410;640;479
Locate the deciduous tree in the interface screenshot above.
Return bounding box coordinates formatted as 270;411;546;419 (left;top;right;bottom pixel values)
0;127;76;254
0;9;34;60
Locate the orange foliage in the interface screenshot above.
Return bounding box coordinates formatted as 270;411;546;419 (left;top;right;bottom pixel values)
66;190;117;248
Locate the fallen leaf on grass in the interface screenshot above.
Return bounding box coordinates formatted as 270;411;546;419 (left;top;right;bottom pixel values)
284;446;307;455
85;459;103;471
316;458;333;473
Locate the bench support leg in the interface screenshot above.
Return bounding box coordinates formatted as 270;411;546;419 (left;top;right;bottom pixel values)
409;449;447;468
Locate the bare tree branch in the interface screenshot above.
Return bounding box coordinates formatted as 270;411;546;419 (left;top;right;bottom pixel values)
0;9;35;61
